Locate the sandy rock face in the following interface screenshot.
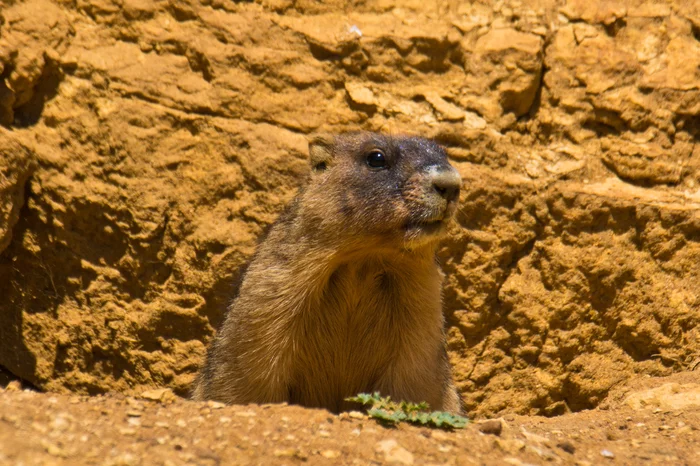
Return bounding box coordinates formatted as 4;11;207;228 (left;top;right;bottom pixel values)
0;131;35;253
0;0;698;416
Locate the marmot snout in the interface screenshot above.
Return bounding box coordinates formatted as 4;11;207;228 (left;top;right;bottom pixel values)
193;132;463;414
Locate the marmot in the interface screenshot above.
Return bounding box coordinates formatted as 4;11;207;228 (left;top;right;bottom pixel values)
193;132;463;414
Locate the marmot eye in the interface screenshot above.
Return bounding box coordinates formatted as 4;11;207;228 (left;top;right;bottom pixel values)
366;150;387;170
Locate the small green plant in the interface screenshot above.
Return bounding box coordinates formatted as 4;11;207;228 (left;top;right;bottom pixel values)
346;392;468;429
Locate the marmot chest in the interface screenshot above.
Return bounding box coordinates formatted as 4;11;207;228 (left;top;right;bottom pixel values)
289;258;443;409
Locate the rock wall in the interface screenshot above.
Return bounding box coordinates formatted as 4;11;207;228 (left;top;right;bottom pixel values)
0;0;698;417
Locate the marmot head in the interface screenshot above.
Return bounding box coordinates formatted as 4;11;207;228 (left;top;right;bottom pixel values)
303;132;461;251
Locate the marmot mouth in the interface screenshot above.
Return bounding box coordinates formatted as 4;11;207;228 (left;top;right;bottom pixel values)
405;219;447;236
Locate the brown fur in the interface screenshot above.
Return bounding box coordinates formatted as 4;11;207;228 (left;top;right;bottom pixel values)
193;132;462;414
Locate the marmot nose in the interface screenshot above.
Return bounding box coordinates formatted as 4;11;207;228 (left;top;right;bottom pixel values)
430;168;461;203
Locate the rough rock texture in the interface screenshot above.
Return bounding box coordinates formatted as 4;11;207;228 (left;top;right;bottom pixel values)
0;130;35;253
0;0;698;417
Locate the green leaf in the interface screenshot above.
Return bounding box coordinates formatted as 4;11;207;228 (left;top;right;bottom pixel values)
346;392;469;429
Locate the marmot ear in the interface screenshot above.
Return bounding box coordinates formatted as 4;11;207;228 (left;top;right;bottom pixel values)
308;134;335;172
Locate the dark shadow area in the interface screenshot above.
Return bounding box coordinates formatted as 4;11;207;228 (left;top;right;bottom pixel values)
0;256;39;389
0;179;85;388
12;55;64;128
0;364;39;391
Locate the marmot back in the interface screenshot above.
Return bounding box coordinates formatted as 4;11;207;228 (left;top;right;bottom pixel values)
193;132;463;414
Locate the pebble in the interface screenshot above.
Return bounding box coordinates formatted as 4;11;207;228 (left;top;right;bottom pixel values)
479;419;503;436
43;442;67;458
274;448;298;457
207;400;226;409
140;388;176;403
273;448;307;460
556;440;576;454
601;449;615;459
375;439;414;465
321;450;341;459
4;381;22;392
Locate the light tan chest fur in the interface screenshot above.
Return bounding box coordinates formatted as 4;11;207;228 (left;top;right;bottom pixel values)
285;255;446;411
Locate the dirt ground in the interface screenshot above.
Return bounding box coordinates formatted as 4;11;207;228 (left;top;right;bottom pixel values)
1;372;699;465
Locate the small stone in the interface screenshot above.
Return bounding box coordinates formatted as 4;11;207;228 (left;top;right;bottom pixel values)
274;448;306;459
375;439;414;465
51;414;70;431
140;388;175;403
274;448;296;457
44;442;67;457
5;381;22;392
557;440;576;454
321;450;341;459
127;417;141;427
348;411;365;419
207;400;226;409
601;449;615;459
478;419;503;436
